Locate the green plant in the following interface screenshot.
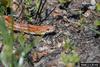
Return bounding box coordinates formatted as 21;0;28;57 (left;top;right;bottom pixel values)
90;28;100;35
95;20;100;26
96;3;100;12
90;20;100;35
0;16;14;67
61;51;80;64
0;1;15;66
17;33;34;67
58;0;71;4
0;0;12;7
0;0;12;15
34;0;41;10
24;0;55;25
0;16;34;67
63;38;75;51
25;0;32;6
0;3;5;15
0;1;46;66
61;51;80;67
61;38;80;67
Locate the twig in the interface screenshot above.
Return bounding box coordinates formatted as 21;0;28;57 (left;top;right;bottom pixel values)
41;7;56;22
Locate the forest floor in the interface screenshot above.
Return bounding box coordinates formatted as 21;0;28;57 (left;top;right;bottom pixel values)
0;0;100;67
26;0;100;67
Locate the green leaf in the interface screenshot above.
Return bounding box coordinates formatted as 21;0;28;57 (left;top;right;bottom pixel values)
90;28;100;35
64;38;75;50
0;5;5;15
0;16;14;67
0;16;12;45
61;52;69;63
58;0;71;4
18;34;26;46
0;45;13;67
63;38;71;50
95;20;100;26
35;0;41;10
25;0;32;5
96;3;100;11
0;17;8;34
61;51;80;64
70;51;80;63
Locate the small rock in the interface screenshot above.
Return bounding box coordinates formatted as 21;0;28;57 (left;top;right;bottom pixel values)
83;10;91;17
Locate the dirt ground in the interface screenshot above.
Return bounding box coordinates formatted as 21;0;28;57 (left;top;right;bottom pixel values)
0;0;100;67
25;0;100;67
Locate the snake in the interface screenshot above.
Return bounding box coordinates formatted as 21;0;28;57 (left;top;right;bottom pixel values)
4;16;55;35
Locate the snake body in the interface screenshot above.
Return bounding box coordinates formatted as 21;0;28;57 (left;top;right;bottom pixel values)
4;16;55;35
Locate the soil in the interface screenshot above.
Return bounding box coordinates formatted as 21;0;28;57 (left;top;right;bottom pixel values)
1;0;100;67
26;0;100;67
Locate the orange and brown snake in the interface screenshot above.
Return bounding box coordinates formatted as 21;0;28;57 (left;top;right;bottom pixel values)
3;16;55;35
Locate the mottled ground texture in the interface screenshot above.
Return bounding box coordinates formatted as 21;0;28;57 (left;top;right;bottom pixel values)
23;0;100;67
1;0;100;67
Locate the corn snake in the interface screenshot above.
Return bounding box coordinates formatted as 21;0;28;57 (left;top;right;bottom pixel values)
4;16;55;35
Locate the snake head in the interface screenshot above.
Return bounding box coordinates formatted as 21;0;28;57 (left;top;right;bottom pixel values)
41;25;55;34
